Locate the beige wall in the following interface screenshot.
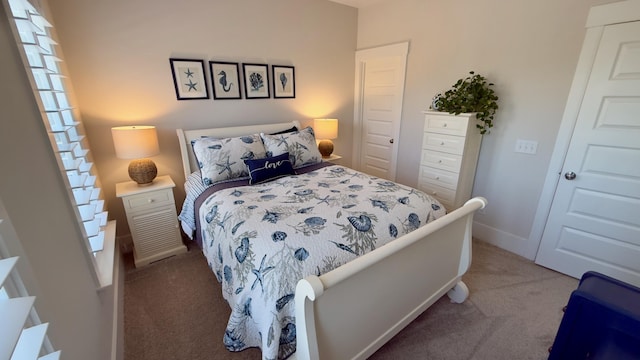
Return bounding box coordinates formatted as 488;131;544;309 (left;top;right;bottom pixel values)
45;0;358;244
356;0;616;259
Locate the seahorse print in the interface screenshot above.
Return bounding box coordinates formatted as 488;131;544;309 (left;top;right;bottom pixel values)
218;70;233;92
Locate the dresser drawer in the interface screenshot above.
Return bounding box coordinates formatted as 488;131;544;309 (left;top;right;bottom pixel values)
420;149;462;173
422;132;465;155
425;114;469;136
419;166;459;190
122;188;174;211
417;182;455;210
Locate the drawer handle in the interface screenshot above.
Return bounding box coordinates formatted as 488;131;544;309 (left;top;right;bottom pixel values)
435;176;440;180
148;199;154;203
438;160;443;163
440;141;445;145
443;123;447;128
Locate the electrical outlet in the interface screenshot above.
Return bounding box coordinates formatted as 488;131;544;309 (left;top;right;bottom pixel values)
515;139;538;154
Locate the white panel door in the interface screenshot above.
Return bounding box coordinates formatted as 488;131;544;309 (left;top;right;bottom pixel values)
535;21;640;287
353;43;408;181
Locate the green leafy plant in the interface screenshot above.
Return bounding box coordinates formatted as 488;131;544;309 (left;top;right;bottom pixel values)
432;71;499;134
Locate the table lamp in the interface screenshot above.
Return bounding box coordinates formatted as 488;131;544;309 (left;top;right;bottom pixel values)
313;118;338;157
111;125;160;185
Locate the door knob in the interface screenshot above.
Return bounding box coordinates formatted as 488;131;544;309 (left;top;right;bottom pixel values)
389;139;394;144
564;171;576;180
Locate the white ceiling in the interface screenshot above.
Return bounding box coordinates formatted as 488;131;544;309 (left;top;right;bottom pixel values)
327;0;387;9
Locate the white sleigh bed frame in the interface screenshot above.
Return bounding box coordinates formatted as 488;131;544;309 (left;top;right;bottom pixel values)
177;121;486;360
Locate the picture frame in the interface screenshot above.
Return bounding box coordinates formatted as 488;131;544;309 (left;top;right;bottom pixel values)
169;58;209;100
242;63;270;99
272;65;295;98
210;61;241;100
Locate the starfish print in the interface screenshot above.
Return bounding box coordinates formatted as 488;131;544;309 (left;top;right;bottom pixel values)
215;157;236;175
184;68;194;78
185;79;198;91
274;135;288;147
251;255;275;292
316;195;332;205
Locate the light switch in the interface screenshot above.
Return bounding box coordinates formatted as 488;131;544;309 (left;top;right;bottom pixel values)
515;139;538;154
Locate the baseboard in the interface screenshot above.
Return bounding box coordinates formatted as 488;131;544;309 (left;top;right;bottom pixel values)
472;221;536;260
111;240;125;360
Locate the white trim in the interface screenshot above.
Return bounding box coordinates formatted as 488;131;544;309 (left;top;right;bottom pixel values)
110;239;123;360
95;221;116;289
586;0;640;27
352;60;365;170
529;1;640;262
473;221;532;260
352;42;409;178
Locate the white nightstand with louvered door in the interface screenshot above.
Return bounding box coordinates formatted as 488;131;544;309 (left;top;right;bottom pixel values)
418;111;483;211
116;175;186;267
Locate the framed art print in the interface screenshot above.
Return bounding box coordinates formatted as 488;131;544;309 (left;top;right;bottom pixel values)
242;63;270;99
210;61;241;99
272;65;295;98
169;58;209;100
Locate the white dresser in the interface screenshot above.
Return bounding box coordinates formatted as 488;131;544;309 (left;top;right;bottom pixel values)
418;111;482;211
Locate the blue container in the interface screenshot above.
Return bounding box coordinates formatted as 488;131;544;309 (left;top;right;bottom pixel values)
548;271;640;359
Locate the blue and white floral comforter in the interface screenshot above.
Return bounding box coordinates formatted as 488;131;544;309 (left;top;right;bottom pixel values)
197;165;446;360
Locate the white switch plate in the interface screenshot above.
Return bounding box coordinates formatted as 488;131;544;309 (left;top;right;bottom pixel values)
515;139;538;154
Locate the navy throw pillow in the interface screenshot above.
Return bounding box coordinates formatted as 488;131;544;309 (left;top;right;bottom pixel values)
244;152;295;185
269;126;298;135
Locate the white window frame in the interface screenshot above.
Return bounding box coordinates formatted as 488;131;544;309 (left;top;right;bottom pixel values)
3;0;115;289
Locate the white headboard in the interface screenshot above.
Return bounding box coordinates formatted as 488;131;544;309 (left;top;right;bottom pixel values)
176;121;302;180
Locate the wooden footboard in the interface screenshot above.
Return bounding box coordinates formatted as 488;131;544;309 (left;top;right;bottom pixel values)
294;197;487;360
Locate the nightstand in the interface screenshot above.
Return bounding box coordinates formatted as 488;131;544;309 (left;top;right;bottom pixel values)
323;154;342;163
116;175;187;267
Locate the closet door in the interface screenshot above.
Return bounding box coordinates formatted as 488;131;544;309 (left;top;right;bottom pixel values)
353;42;408;180
535;19;640;287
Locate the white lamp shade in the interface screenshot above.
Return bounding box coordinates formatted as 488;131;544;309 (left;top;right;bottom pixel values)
111;126;160;159
313;118;338;140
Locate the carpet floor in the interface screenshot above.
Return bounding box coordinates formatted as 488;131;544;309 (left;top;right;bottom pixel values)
124;239;578;359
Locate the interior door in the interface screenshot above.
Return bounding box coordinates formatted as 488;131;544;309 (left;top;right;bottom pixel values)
353;42;408;181
535;21;640;287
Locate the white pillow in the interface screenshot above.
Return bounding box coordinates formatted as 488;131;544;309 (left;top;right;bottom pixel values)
260;126;322;169
191;134;266;186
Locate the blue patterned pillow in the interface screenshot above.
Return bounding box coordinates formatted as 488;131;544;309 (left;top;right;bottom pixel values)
192;134;266;186
260;126;322;169
244;152;295;184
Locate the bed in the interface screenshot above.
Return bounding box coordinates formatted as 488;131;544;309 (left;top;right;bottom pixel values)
176;121;486;360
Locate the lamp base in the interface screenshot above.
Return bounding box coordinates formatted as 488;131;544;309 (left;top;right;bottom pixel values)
128;158;157;185
318;139;334;158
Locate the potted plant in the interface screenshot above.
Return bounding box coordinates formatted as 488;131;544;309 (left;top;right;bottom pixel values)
431;71;499;134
